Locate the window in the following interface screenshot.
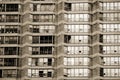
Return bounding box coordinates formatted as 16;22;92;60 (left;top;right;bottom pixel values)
32;36;54;44
40;36;54;44
5;36;19;44
33;4;37;11
4;47;19;55
6;4;18;12
64;57;90;66
32;36;39;44
0;58;3;66
64;3;90;11
32;3;55;12
0;4;5;12
48;58;52;66
64;68;90;77
32;47;39;55
64;14;89;22
32;14;55;22
6;15;20;22
32;47;54;55
103;69;120;77
64;35;89;44
28;58;53;66
30;25;39;33
103;57;120;65
103;46;120;55
0;48;3;55
102;13;120;21
103;35;120;43
64;46;90;55
4;25;20;33
28;69;53;78
100;24;120;32
33;15;39;22
0;4;19;12
64;3;71;11
3;70;17;78
0;36;4;44
40;4;55;11
30;25;55;33
64;25;90;33
0;25;4;33
100;2;120;11
33;0;54;1
0;15;5;22
4;58;17;66
47;72;52;77
40;47;53;54
0;25;20;33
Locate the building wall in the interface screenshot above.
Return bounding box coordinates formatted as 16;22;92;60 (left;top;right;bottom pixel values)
0;0;120;80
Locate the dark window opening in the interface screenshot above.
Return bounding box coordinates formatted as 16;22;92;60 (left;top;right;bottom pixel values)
33;4;37;11
99;45;103;53
0;4;5;12
40;36;54;44
47;72;52;77
100;68;104;77
64;3;71;11
0;28;4;33
40;47;52;55
64;35;71;43
99;34;103;43
39;71;43;77
4;47;18;55
5;27;19;33
4;58;17;66
6;4;18;12
48;58;52;66
32;27;39;33
0;70;2;78
5;36;19;44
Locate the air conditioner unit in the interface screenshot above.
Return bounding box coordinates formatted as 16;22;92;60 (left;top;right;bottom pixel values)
114;50;117;52
79;51;81;53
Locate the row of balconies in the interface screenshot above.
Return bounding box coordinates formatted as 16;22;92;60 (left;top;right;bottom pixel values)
0;0;119;13
1;36;94;45
2;24;117;34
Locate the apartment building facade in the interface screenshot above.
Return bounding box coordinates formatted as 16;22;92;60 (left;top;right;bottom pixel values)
0;0;120;80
